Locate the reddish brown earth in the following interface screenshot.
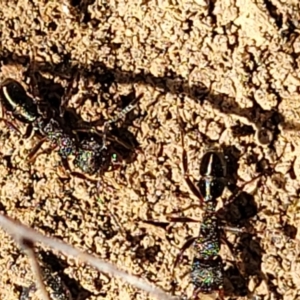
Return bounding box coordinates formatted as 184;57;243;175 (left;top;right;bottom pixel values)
1;0;300;299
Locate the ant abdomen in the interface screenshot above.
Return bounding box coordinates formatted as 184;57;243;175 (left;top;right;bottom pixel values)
191;257;224;294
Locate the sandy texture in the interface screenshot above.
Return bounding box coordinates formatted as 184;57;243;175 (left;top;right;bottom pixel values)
1;0;300;299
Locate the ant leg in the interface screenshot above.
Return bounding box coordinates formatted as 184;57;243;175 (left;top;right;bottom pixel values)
74;127;134;151
70;171;99;182
166;204;201;216
105;93;144;126
173;236;196;270
221;225;248;234
74;93;143;152
106;135;135;151
59;72;79;117
99;93;144;149
28;145;58;163
23;124;35;139
72;128;109;153
27;48;42;101
178;114;204;204
92;127;135;151
26;137;49;162
101;92;143;129
223;225;286;241
59;158;72;176
169;237;195;295
167;216;200;223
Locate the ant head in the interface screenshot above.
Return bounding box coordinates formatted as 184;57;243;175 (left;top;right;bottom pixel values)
200;150;227;179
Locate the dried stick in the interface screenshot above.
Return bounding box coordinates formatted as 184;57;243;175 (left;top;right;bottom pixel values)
0;213;180;300
21;239;51;300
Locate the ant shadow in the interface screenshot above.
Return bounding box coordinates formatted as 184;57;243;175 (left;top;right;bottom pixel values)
1;46;298;148
39;250;93;300
216;145;263;298
218;191;263;298
217;145;297;299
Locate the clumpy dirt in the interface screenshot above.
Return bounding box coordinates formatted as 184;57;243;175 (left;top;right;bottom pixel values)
1;0;300;299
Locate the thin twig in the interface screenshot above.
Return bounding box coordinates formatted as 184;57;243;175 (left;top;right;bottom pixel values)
0;213;180;300
21;240;51;300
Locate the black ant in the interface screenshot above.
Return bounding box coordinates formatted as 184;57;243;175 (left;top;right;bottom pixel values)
166;121;268;300
0;78;141;177
170;145;226;299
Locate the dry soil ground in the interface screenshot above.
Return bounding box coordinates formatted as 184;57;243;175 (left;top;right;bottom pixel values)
1;0;300;299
